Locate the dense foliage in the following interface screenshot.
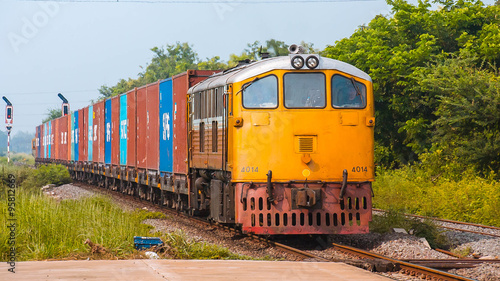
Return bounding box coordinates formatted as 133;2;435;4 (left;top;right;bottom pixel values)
373;166;500;226
322;0;500;174
98;40;316;99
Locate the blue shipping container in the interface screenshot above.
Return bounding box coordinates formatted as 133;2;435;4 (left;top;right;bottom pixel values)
88;105;93;161
44;123;47;158
48;121;51;159
120;94;127;166
73;111;79;161
70;113;74;161
105;99;112;164
159;79;173;173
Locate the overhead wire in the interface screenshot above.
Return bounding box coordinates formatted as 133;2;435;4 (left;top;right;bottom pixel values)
8;0;378;3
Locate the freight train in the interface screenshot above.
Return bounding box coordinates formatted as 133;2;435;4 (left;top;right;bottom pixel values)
34;45;375;235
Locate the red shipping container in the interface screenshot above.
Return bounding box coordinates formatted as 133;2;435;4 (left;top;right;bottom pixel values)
42;125;46;159
36;125;42;159
80;107;88;162
172;70;217;174
127;89;137;168
136;86;148;169
93;101;105;163
146;82;159;171
111;96;120;166
59;115;69;161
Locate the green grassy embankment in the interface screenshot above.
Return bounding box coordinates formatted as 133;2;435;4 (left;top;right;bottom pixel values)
0;163;260;261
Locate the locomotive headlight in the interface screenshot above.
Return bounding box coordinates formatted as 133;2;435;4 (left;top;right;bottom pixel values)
305;56;319;69
291;56;304;69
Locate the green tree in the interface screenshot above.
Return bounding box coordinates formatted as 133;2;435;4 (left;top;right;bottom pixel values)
99;42;200;99
228;40;317;66
42;108;62;123
198;56;228;70
421;54;500;174
322;0;500;167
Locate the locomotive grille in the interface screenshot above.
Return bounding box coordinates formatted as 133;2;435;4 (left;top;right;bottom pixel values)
298;137;314;153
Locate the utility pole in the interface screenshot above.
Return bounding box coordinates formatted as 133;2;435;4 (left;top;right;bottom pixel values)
3;96;13;163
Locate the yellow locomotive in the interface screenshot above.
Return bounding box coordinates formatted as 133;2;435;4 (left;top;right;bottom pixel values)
188;45;374;234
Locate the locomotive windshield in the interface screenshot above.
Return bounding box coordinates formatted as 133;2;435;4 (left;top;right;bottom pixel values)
242;75;278;109
331;74;366;108
284;73;326;108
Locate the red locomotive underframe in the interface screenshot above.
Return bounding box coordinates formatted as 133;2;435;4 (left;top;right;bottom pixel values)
235;182;372;234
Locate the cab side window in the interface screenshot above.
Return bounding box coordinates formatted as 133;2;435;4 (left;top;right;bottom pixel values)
242;75;278;109
331;75;366;108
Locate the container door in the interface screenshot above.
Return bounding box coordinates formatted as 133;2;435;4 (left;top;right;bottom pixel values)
120;94;127;166
74;111;79;161
159;79;173;173
105;99;112;164
136;87;147;169
111;96;120;166
127;90;137;168
88;105;93;161
146;83;160;171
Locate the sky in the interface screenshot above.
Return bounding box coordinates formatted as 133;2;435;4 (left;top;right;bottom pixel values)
0;0;496;135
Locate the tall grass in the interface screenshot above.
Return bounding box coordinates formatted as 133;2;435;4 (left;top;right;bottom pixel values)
373;166;500;227
0;164;259;261
0;190;154;261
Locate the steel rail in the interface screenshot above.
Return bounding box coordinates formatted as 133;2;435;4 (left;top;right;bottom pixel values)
403;259;500;269
373;208;500;238
332;243;476;281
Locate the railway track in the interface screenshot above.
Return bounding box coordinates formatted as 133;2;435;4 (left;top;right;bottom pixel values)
373;208;500;238
332;243;477;281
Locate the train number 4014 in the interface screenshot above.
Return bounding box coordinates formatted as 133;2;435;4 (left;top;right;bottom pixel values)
352;166;368;173
241;166;259;173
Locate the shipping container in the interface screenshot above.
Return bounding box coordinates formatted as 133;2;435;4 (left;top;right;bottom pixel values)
126;89;137;168
53;118;60;160
159;78;173;173
88;105;93;161
146;82;160;171
105;99;112;164
73;110;79;161
44;123;47;159
172;70;217;174
59;115;69;161
36;125;41;159
79;107;87;162
136;86;147;169
111;96;120;166
70;113;74;161
93;101;105;163
120;94;127;166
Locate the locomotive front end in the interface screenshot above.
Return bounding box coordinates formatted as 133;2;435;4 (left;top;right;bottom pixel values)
230;54;375;235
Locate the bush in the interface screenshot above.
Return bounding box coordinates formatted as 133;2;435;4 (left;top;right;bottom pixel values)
373;166;500;227
32;164;72;186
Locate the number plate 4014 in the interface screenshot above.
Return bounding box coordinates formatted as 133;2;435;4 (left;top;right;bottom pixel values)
241;166;259;173
352;166;367;173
